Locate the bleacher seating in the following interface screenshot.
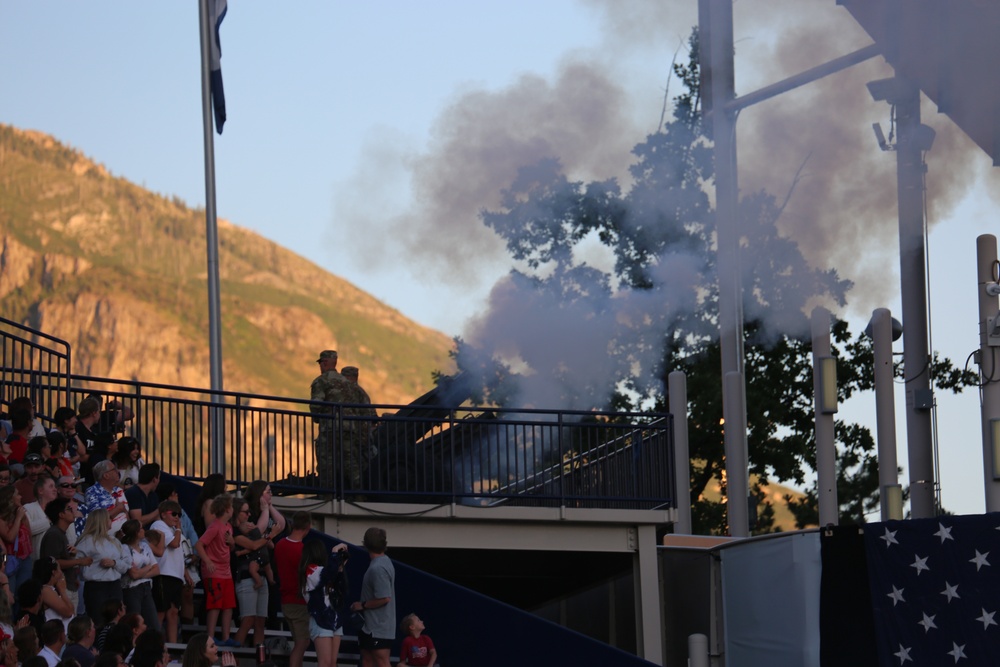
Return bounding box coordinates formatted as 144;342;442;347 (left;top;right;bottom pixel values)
0;315;664;667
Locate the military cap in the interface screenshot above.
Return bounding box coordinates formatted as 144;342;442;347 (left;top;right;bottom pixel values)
341;366;359;377
316;350;338;362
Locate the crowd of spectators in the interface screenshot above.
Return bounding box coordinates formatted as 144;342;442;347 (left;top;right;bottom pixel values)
0;395;225;667
0;393;407;667
0;394;303;665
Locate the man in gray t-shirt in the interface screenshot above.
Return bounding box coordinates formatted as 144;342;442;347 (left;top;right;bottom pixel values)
351;527;396;667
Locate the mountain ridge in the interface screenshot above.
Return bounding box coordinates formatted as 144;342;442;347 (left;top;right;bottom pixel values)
0;123;454;405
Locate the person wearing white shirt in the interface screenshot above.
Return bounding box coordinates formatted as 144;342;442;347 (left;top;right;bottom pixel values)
150;500;186;643
119;520;161;633
25;477;58;556
75;509;131;619
39;618;66;667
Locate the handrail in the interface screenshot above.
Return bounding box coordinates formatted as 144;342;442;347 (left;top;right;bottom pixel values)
0;316;72;416
0;315;74;350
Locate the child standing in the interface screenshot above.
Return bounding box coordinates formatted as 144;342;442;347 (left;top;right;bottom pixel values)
399;614;437;667
300;541;349;667
195;494;238;647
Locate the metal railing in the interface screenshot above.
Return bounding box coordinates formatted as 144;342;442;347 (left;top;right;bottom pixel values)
0;319;675;510
0;316;72;418
1;373;674;510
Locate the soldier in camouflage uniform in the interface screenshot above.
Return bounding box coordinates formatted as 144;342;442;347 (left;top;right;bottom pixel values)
340;367;376;416
310;350;368;491
341;366;379;464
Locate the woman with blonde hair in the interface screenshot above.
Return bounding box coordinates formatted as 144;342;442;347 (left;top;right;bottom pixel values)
75;509;131;619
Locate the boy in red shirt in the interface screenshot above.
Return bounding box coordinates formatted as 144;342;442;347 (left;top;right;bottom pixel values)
399;614;437;667
195;494;238;647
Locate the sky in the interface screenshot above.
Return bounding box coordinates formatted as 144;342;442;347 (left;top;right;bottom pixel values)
2;1;999;517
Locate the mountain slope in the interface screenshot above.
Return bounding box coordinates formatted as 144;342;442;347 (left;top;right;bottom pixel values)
0;124;454;405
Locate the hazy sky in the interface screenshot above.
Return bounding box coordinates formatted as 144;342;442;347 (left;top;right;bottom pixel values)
3;1;999;517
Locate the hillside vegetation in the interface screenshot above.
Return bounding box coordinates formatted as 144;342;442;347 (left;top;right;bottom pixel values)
0;124;454;405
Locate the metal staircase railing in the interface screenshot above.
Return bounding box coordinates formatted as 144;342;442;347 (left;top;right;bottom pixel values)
0;315;72;421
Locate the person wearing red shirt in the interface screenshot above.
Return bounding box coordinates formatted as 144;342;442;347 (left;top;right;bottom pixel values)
399;614;437;667
195;494;237;648
4;410;32;465
274;511;312;667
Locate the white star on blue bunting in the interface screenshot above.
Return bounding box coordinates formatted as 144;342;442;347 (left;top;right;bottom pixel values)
948;642;967;663
935;523;955;544
975;608;996;630
918;612;937;633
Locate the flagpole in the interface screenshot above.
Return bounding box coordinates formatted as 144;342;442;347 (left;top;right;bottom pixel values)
198;0;226;475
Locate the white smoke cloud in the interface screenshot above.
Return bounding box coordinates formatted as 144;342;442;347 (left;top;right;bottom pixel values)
333;0;996;409
332;59;641;288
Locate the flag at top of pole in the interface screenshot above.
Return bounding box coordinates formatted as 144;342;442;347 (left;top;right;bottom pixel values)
209;0;227;134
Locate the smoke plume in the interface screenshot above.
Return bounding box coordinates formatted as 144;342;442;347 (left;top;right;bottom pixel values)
337;0;997;409
333;60;641;286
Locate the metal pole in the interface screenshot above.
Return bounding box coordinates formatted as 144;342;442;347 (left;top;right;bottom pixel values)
723;371;749;537
688;633;709;667
727;43;881;113
198;0;226;474
633;525;664;666
871;308;902;520
893;80;936;518
668;371;692;534
812;307;838;526
702;0;749;537
977;235;1000;511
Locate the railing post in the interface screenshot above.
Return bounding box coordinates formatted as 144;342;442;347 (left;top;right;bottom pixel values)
210;401;225;478
335;405;342;501
234;395;243;483
449;408;458;505
64;346;72;408
28;369;39;414
134;384;142;444
558;411;564;508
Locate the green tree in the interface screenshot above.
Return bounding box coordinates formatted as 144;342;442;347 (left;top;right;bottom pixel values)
447;31;975;533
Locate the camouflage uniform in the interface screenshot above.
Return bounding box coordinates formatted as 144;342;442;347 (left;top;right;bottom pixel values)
310;370;367;490
341;367;379;464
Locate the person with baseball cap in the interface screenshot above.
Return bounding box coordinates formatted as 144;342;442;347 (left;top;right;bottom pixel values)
309;351;367;490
